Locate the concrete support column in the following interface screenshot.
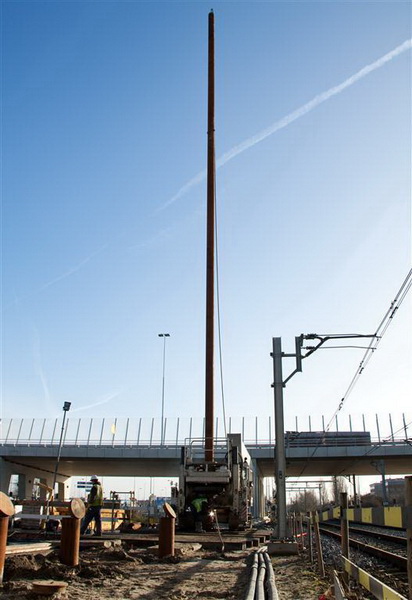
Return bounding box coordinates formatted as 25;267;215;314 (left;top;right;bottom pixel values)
38;478;53;499
18;473;34;500
252;460;259;518
252;460;265;519
0;459;13;495
258;476;265;519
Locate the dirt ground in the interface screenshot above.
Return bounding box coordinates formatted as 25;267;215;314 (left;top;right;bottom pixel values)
2;545;332;600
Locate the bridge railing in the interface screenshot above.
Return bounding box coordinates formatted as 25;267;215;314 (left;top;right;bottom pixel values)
0;414;409;448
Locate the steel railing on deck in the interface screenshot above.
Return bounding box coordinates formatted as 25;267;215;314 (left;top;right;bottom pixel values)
0;413;410;448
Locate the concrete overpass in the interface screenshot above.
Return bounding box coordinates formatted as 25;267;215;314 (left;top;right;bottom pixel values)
1;435;411;498
1;416;411;514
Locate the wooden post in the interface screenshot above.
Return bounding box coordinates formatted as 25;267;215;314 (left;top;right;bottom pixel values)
0;493;15;584
340;492;349;586
59;499;85;567
159;503;176;558
296;514;303;549
312;511;325;578
299;514;305;549
307;516;313;564
405;476;412;600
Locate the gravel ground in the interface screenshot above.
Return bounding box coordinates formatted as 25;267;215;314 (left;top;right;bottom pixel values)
2;544;333;600
9;534;406;599
318;535;409;599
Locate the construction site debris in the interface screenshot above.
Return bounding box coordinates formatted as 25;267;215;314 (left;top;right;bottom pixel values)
97;544;139;562
267;541;299;555
6;542;53;556
146;542;202;557
1;543;336;599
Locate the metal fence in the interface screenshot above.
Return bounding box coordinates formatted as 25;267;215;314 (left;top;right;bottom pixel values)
0;413;409;447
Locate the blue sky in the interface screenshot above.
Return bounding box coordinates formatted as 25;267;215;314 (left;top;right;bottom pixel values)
2;0;411;455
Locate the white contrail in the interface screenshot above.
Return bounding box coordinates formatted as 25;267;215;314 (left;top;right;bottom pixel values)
70;391;122;413
4;243;109;310
32;326;52;409
37;243;109;293
160;39;411;210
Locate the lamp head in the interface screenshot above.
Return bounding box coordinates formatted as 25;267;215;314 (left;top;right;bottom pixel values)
63;402;71;412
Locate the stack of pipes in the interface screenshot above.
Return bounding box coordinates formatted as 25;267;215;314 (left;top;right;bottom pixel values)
244;547;279;600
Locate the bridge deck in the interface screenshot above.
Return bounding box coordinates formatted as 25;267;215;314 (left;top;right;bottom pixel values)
1;439;411;477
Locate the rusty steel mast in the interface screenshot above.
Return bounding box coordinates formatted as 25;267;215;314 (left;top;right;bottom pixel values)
205;10;215;462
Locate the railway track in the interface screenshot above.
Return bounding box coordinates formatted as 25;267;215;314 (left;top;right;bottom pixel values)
317;524;408;598
322;520;407;546
318;524;407;569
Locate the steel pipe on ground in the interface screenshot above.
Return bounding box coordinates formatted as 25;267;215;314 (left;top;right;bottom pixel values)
263;552;279;600
59;499;86;567
256;552;267;599
244;549;280;600
244;552;259;600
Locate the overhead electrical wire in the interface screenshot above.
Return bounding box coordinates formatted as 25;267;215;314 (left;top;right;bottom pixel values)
324;268;412;433
336;421;412;477
295;268;412;479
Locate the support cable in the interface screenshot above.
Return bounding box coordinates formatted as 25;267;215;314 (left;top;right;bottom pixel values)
215;180;227;438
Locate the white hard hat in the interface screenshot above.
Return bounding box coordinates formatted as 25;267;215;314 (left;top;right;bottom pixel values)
90;475;99;481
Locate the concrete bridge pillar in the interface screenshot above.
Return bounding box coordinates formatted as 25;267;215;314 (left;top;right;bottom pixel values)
17;473;34;500
0;458;13;495
38;477;53;499
252;460;265;519
37;476;69;501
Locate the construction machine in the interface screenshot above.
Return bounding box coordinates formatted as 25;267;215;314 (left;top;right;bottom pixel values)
177;433;254;531
177;13;254;532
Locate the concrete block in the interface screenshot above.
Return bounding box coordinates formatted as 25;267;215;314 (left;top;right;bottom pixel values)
266;541;299;555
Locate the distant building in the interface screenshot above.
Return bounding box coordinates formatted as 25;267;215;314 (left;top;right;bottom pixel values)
369;478;405;505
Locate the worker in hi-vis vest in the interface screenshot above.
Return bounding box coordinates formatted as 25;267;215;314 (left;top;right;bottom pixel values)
80;476;103;536
191;496;208;533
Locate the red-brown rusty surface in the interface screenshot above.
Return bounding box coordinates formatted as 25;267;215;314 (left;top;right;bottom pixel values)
59;518;81;567
0;491;14;583
158;516;175;558
32;580;68;595
205;9;215;463
0;492;15;518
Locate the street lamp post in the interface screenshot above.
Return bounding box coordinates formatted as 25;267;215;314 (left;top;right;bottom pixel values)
46;402;71;527
158;333;170;445
52;402;71;497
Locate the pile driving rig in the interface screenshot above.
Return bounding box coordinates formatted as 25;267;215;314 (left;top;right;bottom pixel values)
177;434;254;531
177;13;254;532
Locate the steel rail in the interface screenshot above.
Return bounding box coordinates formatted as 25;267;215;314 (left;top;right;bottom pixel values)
319;525;407;570
321;521;407;546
